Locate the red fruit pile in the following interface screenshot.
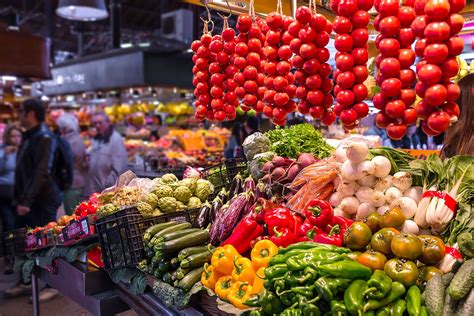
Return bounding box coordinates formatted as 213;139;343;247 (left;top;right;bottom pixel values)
373;0;417;140
331;0;372;130
289;6;336;125
413;0;464;136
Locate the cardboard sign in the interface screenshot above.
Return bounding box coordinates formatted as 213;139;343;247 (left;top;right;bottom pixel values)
402;149;440;160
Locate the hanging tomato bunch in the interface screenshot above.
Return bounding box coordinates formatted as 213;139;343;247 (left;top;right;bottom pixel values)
331;0;372;130
413;0;465;136
373;0;418;140
290;5;336;125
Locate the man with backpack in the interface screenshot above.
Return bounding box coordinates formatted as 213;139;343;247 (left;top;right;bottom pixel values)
4;99;72;300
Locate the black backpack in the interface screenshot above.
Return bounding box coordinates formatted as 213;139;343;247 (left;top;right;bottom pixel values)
54;135;74;191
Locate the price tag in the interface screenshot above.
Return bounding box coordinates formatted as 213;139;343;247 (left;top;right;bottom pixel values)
26;234;37;248
80;218;89;235
65;221;83;240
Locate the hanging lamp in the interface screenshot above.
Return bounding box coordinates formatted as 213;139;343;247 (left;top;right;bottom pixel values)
56;0;109;21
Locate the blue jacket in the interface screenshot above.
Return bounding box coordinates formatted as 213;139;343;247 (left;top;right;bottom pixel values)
0;146;15;187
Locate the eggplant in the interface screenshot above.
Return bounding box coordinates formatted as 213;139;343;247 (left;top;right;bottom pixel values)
216;193;247;242
229;174;243;197
209;202;229;245
217;188;228;204
256;181;268;200
192;202;211;229
209;196;223;224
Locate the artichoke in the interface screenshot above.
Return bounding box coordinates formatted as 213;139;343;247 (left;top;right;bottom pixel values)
137;202;154;217
176;201;187;211
160;173;179;185
179;178;197;194
96;203;119;219
195;179;214;202
157;197;178;213
143;193;159;208
187;196;202;209
173;186;192;204
153;185;174;198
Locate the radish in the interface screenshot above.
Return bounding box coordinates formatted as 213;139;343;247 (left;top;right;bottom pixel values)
297;153;316;168
286;163;302;182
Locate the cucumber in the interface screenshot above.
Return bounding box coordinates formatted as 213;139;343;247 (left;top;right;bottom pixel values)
170;257;180;269
455;289;474;316
180;250;212;269
177;267;204;292
149;222;191;246
156;230;210;253
158;260;170;272
449;259;474;300
157;228;201;243
144;222;176;244
425;274;446;316
178;245;213;261
175;267;191;280
443;288;458;316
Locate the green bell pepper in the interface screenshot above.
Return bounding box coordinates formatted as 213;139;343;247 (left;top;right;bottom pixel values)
364;270;393;299
318;260;372;280
344;279;367;315
264;263;288;280
260;289;284;314
243;294;260;307
280;291;297;306
390;299;406;316
287;251;344;271
364;282;406;312
374;305;391;316
302;302;321;316
406;285;421;316
249;310;266;316
419;306;428;316
281;307;303;316
278;241;350;254
331;300;348;316
314;277;352;302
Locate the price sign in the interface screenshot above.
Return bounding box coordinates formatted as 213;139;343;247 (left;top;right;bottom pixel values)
65;221;83;240
26;234;37;248
80;218;89;235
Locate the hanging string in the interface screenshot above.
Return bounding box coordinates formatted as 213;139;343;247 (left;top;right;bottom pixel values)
249;0;256;20
200;3;214;34
277;0;283;15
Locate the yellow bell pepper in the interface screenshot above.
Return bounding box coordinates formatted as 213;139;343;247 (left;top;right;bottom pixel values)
214;275;234;301
211;245;241;275
251;240;278;269
201;263;222;290
228;282;253;310
232;257;255;284
251;267;265;294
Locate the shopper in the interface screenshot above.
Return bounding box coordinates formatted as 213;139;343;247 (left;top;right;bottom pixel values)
225;122;244;159
56;113;87;213
0;124;21;274
5;99;63;300
84;112;128;196
441;74;474;158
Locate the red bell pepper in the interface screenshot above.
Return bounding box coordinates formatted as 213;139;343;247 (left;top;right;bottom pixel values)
222;216;264;254
296;219;314;238
264;206;296;232
314;225;343;247
304;199;333;227
292;214;303;234
269;227;296;247
329;216;353;230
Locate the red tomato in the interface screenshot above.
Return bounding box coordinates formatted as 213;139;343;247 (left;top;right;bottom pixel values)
387;123;408;140
333;16;352;34
386;100;406;119
296;6;312;24
320;63;332;78
415;82;428;98
425;0;451;20
322;94;334;108
399;49;416;69
336;90;355;107
321;110;336;125
340;109;358;125
299;27;317;43
277;60;291;75
415;100;436;119
445;82;461;102
427;110;451;133
297;100;310;114
310;14;328;32
315;32;330;48
449;0;466;14
415;0;429;15
359;0;376;11
404;108;418;125
411;16;428;38
296;86;308;99
353;102;369;118
448;14;465;35
334;102;344;116
443;101;460;117
375;112;393;128
379;38;401;57
290;38;303;55
336;54;355;71
337;71;356;89
374;14;382;31
237;14;253;32
300;43;317;59
398;6;416;27
422;119;440;136
353;84;368;102
400;89;417;107
335;34;354;52
291;55;304;69
266;12;283;31
378;0;400;16
353;66;369;83
400;69;416;88
309;105;324;119
447;36;464;57
399;28;416;48
316;47;331;63
373;92;388;110
425;84;448;106
306;75;323;90
303;59;321;74
424;22;451;43
424;43;449;64
382;78;403;97
352;29;369;48
288;21;302;37
274;92;290;106
441;58;460;79
415;38;428;57
380;57;401;78
272;76;289;91
379;17;401;37
352;10;370;28
338;0;358;17
417;64;442;85
352;48;369;65
307;90;325;106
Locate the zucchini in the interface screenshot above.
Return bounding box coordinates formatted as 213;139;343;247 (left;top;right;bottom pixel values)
162;272;173;284
153;270;162;279
175;267;191;280
455;289;474;316
178;245;213;261
149;222;191;246
145;247;154;259
157;228;201;243
158;260;170;272
180;250;212;269
170;257;180;269
177;267;204;292
151;253;164;266
425;274;445;316
144;222;176;244
449;259;474;300
156;230;210;253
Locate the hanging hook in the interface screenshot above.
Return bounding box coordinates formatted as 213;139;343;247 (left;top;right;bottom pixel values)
217;0;232;19
199;2;214;33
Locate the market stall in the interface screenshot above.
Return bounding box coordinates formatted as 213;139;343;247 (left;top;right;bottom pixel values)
3;0;473;315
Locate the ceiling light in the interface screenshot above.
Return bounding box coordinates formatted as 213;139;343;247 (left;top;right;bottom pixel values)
1;76;17;81
56;0;108;21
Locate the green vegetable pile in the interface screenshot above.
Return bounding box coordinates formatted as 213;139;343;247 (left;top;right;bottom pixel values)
265;124;333;159
424;259;474;316
246;242;428;316
139;221;212;293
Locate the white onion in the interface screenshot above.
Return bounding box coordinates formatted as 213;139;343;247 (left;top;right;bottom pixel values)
357;160;375;177
404;187;423;204
391;197;418;219
374;175;393;192
373;191;387;207
356;187;375;203
401;220;420;235
340;196;360;215
356;203;376;220
329;192;343;207
338;180;359;197
377;205;390;215
392;172;413;191
334;146;348;163
385;187;403;204
341;161;362;181
346;142;369;163
372;156;392;178
334;207;352;218
358;175;376;187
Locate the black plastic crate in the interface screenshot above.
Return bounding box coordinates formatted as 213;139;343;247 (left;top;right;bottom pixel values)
203;158;247;194
95;206;199;271
2;228;27;256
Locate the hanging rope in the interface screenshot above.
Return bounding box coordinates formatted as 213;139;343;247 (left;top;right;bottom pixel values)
200;3;214;34
249;0;256;20
277;0;283;15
